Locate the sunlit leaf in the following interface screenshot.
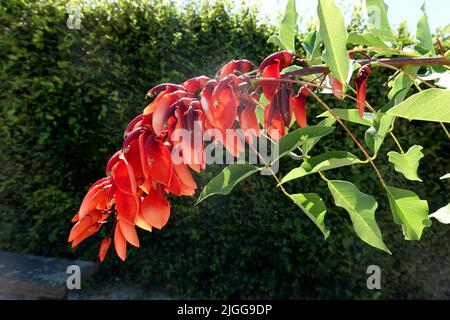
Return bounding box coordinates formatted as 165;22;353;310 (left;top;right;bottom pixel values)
317;0;350;89
318;109;375;126
281;151;363;184
328;180;390;253
386;186;431;240
365;0;396;43
387;89;450;123
387;145;424;182
429;204;450;224
291;193;330;239
196;164;261;204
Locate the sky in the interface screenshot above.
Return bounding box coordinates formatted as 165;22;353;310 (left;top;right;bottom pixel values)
244;0;449;33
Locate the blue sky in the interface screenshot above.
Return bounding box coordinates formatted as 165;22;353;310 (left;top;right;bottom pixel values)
246;0;449;33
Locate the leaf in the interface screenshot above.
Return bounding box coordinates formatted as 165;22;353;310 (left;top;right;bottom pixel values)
302;30;322;63
272;126;335;163
267;34;284;49
387;67;420;104
290;193;330;239
387;145;424;182
327;180;390;253
317;0;350;89
347;32;393;55
365;0;396;43
429;204;450;224
365;114;394;155
440;173;450;180
196;164;260;204
387;88;450;123
386;186;430;240
303;118;336;155
317;109;375;126
256;94;269;126
281;151;363;184
416;2;435;56
279;0;298;52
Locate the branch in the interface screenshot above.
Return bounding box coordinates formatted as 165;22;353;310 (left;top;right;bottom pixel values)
282;56;450;78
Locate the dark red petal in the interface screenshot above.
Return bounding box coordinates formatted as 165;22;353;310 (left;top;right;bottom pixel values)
238;105;259;144
258;50;294;72
330;77;343;99
293;94;307;128
261;61;281;101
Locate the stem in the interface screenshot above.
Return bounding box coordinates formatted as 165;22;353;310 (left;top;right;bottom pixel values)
282;56;450;78
308;89;387;187
440;122;450;140
238;131;291;198
389;131;405;154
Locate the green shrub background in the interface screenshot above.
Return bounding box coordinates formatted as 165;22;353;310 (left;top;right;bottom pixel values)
0;0;449;299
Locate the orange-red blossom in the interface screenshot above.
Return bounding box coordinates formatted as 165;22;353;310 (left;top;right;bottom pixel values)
68;50;366;261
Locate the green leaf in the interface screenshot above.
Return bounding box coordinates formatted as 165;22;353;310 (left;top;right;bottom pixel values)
429;203;450;224
440;173;450;180
387;145;424;182
272;126;335;163
365;0;396;43
279;0;298;52
256;94;269;126
327;180;390;253
196;164;260;204
386;186;430;240
387;88;450;123
347;32;393;55
267;34;284;49
387;67;420;104
302;30;322;63
416;2;435;56
281;151;363;184
365;114;394;155
290;193;330;239
317;0;350;89
317;108;375;126
303;118;336;155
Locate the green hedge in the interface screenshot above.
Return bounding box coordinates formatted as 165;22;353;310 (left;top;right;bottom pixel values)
1;0;449;299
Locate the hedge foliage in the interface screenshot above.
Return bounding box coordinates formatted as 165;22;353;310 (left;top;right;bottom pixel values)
0;0;449;299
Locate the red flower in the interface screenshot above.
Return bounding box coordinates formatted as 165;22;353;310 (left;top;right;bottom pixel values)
353;65;371;117
292;86;310;128
69;51;319;261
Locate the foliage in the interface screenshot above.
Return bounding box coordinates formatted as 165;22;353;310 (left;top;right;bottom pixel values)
0;0;449;299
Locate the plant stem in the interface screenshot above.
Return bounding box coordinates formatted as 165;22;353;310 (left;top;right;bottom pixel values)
389;131;405;154
308;89;387;187
282;56;450;78
440;122;450;140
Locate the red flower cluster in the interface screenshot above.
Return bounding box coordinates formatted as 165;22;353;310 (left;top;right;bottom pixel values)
68;50;370;261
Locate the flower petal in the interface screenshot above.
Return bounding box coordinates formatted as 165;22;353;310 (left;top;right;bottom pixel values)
114;223;127;261
141;187;171;230
115;189;139;225
98;237;111;262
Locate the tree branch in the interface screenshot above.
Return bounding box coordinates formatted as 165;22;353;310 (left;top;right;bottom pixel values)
282;56;450;78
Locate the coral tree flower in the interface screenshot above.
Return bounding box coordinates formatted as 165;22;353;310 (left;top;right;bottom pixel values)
69;51;304;261
353;65;371;117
